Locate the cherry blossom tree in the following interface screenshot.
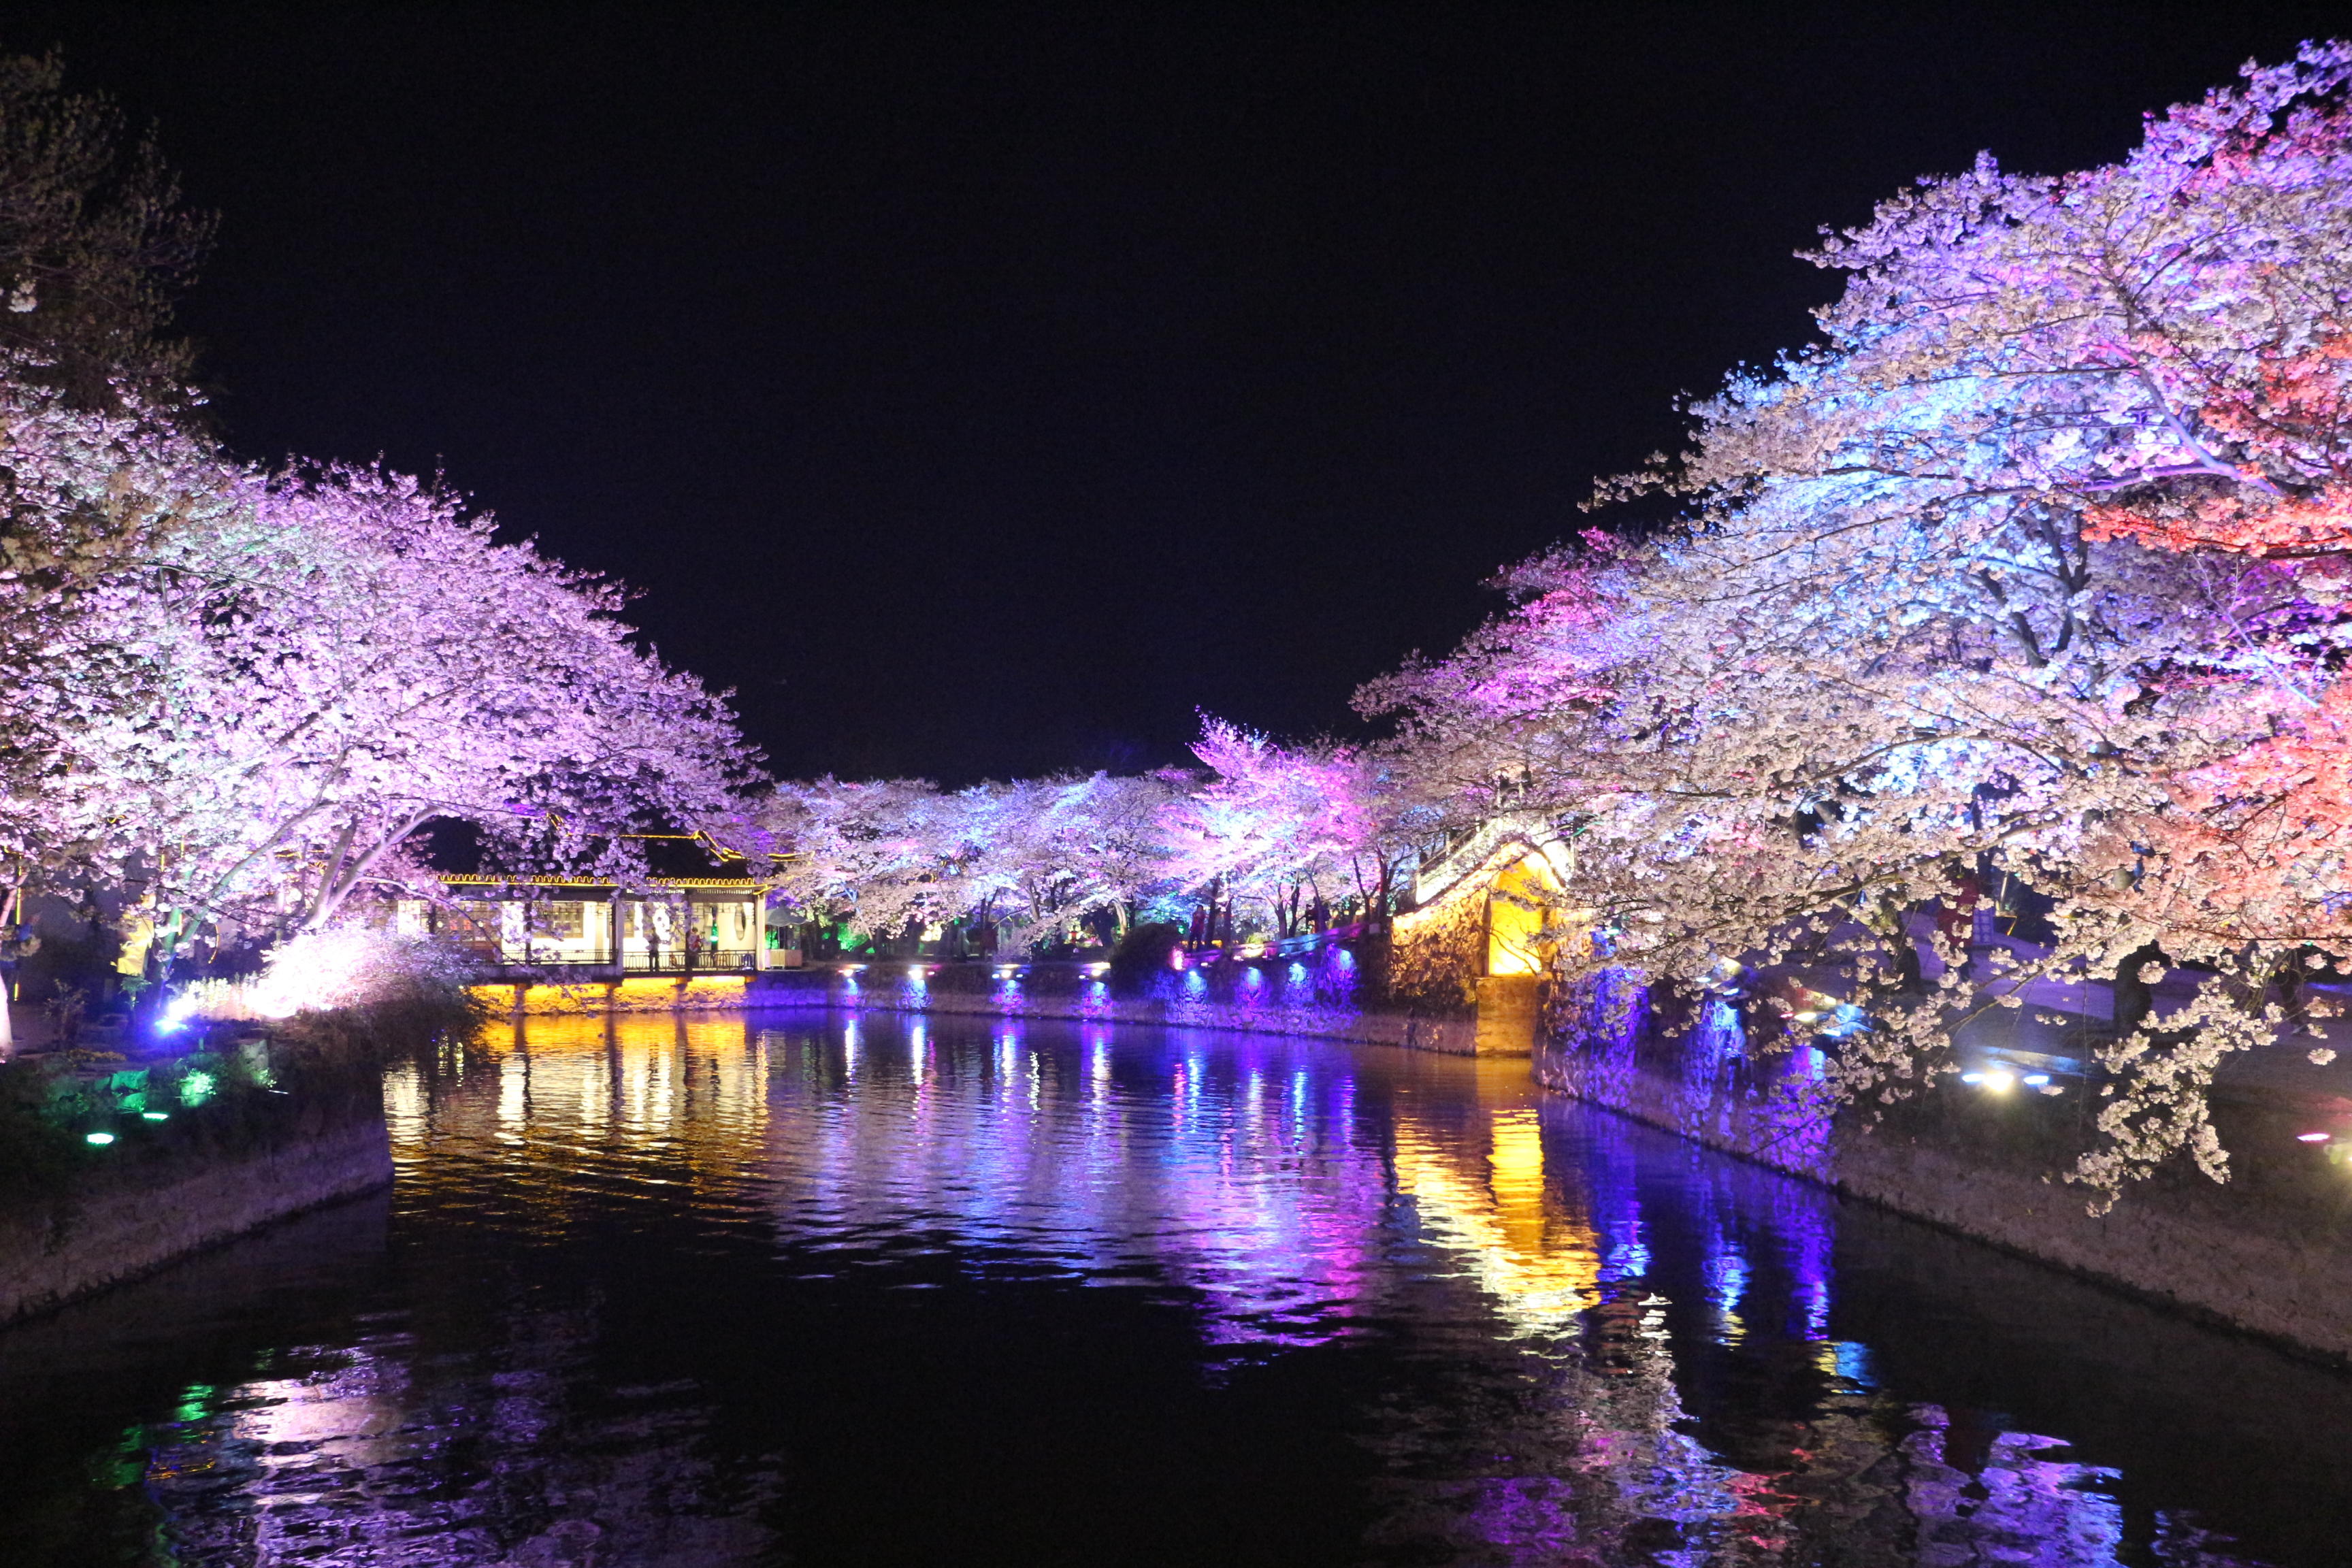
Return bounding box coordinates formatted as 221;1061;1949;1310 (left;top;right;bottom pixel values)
130;463;751;938
0;351;236;900
1651;42;2352;1198
0;428;753;973
1353;534;1638;833
1162;719;1428;937
757;770;1188;952
966;772;1183;950
1358;43;2352;1204
0;61;761;1006
759;775;966;939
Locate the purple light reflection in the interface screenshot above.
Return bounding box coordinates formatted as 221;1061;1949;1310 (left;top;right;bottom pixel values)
78;1014;2267;1566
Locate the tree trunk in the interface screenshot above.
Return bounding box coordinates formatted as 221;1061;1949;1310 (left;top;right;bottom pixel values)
2113;943;2167;1036
0;883;18;1056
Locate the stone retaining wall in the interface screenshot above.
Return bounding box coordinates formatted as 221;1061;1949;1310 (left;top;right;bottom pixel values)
0;1115;393;1327
1537;992;2352;1363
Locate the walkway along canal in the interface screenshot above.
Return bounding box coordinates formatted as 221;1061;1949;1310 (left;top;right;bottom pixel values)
1;1011;2347;1564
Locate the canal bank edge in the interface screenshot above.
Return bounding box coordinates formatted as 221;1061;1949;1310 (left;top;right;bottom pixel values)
0;1115;392;1328
1537;1034;2352;1367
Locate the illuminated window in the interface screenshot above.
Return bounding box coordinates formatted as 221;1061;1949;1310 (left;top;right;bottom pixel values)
446;901;502;950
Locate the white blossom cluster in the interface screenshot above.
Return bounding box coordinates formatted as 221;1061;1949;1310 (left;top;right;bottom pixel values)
0;357;749;970
1361;42;2352;1205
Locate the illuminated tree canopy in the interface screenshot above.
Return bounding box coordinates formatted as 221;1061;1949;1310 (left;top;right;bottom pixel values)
1354;42;2352;1200
0;363;750;960
14;36;2352;1203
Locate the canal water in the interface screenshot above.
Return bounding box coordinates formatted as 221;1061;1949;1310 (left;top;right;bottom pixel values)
4;1013;2351;1566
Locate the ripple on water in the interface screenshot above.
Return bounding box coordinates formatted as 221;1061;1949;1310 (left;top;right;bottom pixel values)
0;1009;2344;1565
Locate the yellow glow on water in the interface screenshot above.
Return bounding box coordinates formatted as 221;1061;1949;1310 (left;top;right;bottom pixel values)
497;1051;527;1133
393;1013;779;1233
577;1051;608;1127
383;1066;425;1143
1487;1109;1552;1256
466;975;751;1015
1490;1109;1544;1188
1391;1109;1597;1333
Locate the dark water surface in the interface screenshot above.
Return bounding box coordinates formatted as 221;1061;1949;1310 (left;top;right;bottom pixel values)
5;1012;2351;1566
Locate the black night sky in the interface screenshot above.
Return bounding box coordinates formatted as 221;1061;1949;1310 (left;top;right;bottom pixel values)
12;3;2345;783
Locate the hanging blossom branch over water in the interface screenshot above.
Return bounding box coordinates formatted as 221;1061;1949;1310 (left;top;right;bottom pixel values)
1352;40;2352;1207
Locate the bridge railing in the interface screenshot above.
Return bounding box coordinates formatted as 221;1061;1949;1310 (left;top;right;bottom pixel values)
1409;811;1572;906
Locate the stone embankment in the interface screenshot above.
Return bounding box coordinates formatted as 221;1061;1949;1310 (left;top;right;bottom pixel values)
0;1113;391;1326
1539;983;2352;1363
0;1024;402;1327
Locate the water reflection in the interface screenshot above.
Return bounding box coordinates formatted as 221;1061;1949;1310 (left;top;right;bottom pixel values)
0;1011;2337;1565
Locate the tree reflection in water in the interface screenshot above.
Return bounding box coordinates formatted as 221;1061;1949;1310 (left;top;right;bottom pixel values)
0;1011;2330;1565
